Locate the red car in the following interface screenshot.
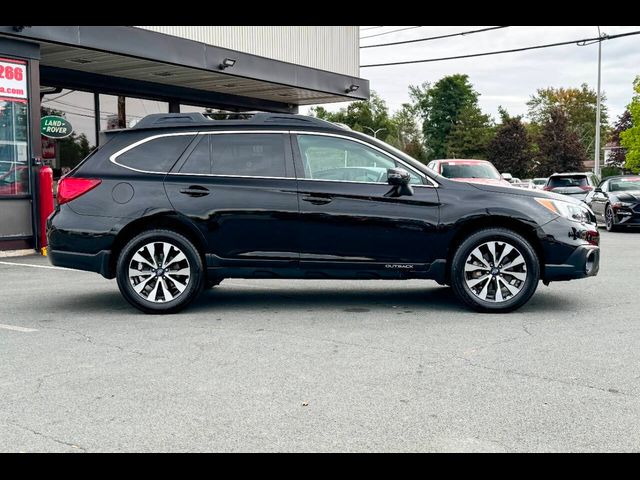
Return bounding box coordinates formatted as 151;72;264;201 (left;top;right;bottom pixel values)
426;159;512;187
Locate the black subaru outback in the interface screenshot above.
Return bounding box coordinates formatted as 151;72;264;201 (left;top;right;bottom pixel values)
47;113;600;314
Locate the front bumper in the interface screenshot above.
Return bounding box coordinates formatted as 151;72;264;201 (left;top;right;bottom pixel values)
544;244;599;281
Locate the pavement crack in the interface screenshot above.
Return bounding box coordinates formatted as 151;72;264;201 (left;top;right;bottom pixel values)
457;356;637;398
6;421;87;452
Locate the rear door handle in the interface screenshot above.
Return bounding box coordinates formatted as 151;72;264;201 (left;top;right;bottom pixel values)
302;195;332;205
179;185;210;197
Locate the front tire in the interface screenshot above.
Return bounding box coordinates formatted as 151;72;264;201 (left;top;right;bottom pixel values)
605;204;620;232
450;228;540;313
116;229;204;314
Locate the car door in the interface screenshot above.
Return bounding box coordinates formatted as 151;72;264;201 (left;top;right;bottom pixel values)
164;131;299;269
292;132;440;275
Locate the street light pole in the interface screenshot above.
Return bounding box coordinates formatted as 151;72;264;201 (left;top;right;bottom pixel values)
363;126;387;138
594;26;603;178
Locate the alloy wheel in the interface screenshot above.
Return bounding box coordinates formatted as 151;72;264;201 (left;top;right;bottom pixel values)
463;241;527;303
128;241;191;303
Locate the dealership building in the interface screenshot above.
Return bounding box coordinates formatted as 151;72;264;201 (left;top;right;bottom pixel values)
0;26;369;251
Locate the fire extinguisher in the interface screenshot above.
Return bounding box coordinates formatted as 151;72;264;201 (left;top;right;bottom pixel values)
38;166;54;254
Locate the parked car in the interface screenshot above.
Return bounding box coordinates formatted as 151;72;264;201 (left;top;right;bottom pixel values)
543;172;600;202
47;113;600;314
529;178;548;190
585;175;640;231
426;159;512;187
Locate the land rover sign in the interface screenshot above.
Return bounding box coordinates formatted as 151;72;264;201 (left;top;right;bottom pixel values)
41;116;73;139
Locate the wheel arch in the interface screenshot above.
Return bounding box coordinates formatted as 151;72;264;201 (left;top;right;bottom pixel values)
444;215;545;284
107;212;207;279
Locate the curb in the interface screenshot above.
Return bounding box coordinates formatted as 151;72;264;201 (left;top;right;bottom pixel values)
0;249;38;258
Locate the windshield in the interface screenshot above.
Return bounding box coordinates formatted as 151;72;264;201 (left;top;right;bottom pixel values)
440;162;501;180
533;179;546;185
548;175;588;188
610;177;640;192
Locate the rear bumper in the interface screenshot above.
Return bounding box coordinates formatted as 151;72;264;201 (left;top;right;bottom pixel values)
48;248;113;278
544;244;599;281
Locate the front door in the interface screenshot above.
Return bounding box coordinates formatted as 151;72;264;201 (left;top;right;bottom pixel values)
292;133;440;275
164;132;299;269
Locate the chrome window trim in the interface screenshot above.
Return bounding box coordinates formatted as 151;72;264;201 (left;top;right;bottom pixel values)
293;131;438;187
109;130;293;178
108;129;438;187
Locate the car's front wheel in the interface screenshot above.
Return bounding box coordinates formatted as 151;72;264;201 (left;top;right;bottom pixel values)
605;204;620;232
450;228;540;313
116;229;204;314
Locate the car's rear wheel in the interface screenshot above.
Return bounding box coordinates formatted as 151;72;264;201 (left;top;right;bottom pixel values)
116;229;204;314
605;204;619;232
450;228;540;313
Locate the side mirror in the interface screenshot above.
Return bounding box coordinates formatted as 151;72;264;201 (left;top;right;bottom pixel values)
385;168;414;197
501;173;513;181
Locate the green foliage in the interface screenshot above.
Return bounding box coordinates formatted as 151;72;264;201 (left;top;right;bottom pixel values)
527;84;608;161
387;103;427;162
410;74;482;160
445;104;494;159
600;165;624;179
620;77;640;174
309;91;396;141
607;109;632;167
535;107;587;176
487;114;533;178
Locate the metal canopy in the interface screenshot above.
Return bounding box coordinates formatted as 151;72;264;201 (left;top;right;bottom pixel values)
0;26;369;112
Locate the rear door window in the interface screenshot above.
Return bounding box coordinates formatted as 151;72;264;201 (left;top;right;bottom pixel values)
210;134;287;177
116;134;195;173
179;135;211;174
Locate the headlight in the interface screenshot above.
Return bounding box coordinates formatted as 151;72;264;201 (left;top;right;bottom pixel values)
535;197;592;223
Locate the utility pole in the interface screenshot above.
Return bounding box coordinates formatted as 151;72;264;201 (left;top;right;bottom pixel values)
594;26;603;178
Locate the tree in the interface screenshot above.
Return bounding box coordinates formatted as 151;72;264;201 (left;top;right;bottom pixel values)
621;77;640;173
535;107;587;176
607;109;632;167
409;74;480;160
388;103;427;162
527;84;608;161
487;113;533;178
309;91;395;142
445;104;494;159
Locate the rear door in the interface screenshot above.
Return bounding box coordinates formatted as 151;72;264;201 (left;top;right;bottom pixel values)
164;131;299;269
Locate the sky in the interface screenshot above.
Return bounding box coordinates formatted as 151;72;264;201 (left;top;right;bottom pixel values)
302;25;640;123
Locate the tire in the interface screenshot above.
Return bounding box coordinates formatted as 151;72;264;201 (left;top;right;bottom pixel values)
116;229;205;314
450;228;540;313
605;204;620;232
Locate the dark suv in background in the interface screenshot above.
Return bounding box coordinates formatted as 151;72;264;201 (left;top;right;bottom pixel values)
47;113;600;314
543;172;600;202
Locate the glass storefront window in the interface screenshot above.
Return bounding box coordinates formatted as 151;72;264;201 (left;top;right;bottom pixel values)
0;100;29;196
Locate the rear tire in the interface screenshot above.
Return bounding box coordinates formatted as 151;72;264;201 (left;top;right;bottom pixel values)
450;228;540;313
116;229;204;314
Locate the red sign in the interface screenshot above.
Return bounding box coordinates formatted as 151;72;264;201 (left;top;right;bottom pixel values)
0;58;27;100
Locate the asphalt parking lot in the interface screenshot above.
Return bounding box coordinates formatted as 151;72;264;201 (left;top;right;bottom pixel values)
1;230;639;452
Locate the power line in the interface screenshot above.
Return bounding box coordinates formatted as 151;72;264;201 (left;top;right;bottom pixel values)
360;26;423;40
361;26;509;49
41;90;76;103
360;26;384;32
361;30;640;68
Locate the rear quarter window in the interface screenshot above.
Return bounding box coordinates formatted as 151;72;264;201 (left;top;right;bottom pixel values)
115;134;196;173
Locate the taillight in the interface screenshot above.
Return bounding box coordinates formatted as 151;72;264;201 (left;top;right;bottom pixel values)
543;186;553;191
57;177;101;205
580;186;593;191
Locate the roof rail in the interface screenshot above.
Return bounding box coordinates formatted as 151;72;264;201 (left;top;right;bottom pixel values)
130;112;337;130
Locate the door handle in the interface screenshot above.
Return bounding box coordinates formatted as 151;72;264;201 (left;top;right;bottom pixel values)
179;185;210;197
302;195;332;205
